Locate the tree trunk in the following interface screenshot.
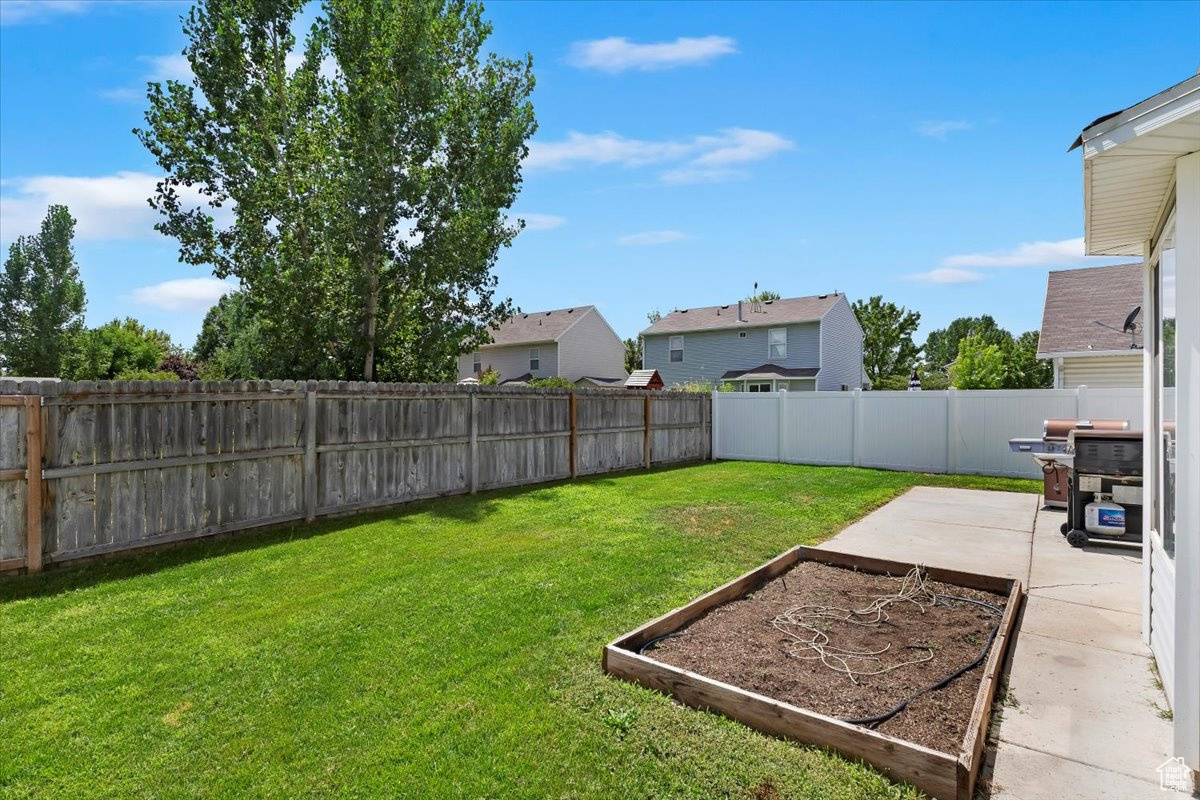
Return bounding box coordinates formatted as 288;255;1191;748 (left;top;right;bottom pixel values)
363;273;378;381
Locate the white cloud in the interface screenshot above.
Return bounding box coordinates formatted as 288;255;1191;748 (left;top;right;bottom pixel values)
0;0;88;25
905;267;985;285
617;230;687;246
516;213;566;231
526;127;792;184
0;171;219;242
915;120;972;140
141;53;193;83
526;131;694;171
130;277;238;312
942;237;1086;268
567;35;737;73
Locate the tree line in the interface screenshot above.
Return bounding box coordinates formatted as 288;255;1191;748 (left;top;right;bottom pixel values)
3;0;535;384
852;296;1052;390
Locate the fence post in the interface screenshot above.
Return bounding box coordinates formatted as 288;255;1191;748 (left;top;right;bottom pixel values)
777;391;786;463
643;394;652;469
24;395;43;574
852;388;863;467
304;388;317;521
946;387;958;475
710;391;719;461
469;391;479;494
568;392;577;478
1076;385;1088;419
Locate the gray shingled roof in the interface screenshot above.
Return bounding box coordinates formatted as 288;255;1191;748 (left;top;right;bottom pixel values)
641;294;842;335
482;306;595;347
1037;263;1143;355
720;364;820;380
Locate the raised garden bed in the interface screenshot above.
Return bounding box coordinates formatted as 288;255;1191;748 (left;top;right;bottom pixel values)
603;547;1023;800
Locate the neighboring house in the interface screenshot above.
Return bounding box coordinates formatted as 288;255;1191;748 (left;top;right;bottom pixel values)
1073;72;1198;768
1037;263;1144;388
640;293;864;391
458;305;626;384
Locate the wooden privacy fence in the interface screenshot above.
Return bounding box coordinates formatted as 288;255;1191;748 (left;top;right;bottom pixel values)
0;379;711;574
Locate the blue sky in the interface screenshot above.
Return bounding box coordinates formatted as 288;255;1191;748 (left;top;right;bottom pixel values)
1;0;1198;349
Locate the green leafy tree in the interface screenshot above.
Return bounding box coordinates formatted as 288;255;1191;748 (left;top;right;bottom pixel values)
137;0;536;381
193;291;267;380
745;288;781;303
70;319;175;381
624;337;642;374
1004;330;1053;389
852;295;922;385
950;334;1005;389
0;205;86;376
924;315;1011;371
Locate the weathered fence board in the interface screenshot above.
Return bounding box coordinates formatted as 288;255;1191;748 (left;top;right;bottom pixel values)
0;380;711;572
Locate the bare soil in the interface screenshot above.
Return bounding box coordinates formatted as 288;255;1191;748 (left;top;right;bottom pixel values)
645;561;1006;754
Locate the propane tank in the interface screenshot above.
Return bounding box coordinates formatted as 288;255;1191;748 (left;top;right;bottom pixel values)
1085;494;1125;536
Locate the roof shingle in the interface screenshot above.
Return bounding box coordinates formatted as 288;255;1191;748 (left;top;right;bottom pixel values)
482;306;595;347
641;294;842;335
1037;263;1143;355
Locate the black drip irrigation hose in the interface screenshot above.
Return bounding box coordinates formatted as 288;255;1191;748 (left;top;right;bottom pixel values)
839;592;1003;729
639;631;687;655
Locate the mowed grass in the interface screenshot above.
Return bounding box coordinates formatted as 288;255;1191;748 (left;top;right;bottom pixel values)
0;462;1038;799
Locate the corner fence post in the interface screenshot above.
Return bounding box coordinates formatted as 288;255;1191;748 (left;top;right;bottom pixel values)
568;392;577;479
470;390;479;493
946;387;958;475
852;388;863;467
24;395;43;574
304;388;317;521
777;390;786;463
643;394;652;469
710;390;718;461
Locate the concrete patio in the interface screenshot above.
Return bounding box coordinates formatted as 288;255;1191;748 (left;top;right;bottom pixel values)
817;486;1183;799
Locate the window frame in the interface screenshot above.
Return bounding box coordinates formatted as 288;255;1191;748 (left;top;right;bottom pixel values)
669;335;684;363
472;353;481;374
529;347;540;372
768;327;787;360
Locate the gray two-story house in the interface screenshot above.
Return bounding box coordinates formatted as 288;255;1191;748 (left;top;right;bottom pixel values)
458;305;627;384
641;293;864;391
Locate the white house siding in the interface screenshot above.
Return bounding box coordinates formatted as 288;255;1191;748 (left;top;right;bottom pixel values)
817;295;865;391
457;342;558;382
644;322;820;387
1059;353;1143;388
555;308;627;381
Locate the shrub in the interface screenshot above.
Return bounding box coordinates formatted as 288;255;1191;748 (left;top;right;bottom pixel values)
528;376;573;389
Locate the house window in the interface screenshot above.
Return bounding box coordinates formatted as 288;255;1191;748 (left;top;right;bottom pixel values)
739;331;747;338
669;336;684;363
472;353;481;374
768;328;787;360
748;382;772;392
529;347;540;371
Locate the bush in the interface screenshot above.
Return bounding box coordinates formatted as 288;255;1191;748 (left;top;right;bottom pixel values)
528;376;573;389
113;370;180;382
158;352;200;381
479;367;500;385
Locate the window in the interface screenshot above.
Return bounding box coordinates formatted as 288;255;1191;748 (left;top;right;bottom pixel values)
472;353;481;374
768;328;787;360
748;382;773;392
529;347;540;371
739;331;747;338
669;336;684;363
1156;248;1176;558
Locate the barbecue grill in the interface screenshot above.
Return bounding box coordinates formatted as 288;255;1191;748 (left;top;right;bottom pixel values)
1060;429;1144;548
1008;419;1129;508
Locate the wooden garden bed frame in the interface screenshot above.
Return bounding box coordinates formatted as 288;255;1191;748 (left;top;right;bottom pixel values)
602;546;1023;800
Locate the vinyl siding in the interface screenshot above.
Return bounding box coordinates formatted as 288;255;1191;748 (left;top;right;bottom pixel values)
817;295;865;391
555;308;628;382
1059;354;1143;388
644;322;820;386
457;342;558;382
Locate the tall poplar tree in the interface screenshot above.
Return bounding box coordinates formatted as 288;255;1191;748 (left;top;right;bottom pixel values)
138;0;535;380
0;205;86;377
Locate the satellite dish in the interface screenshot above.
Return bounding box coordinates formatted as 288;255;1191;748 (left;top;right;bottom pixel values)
1122;305;1141;333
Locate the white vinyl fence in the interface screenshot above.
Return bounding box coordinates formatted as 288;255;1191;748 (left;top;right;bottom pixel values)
713;387;1144;479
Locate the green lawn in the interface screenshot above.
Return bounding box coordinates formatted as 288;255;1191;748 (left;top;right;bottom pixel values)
0;462;1038;799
